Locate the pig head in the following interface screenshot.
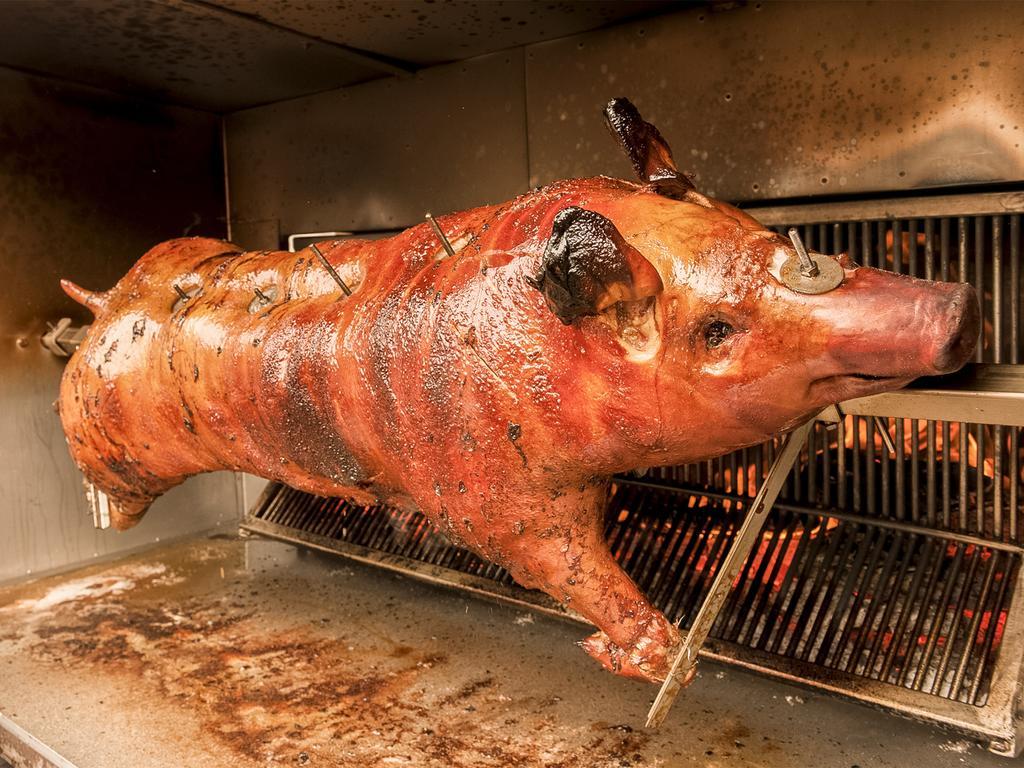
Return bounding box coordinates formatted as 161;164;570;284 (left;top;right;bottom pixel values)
58;98;979;688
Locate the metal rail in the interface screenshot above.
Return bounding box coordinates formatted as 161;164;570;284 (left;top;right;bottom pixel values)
842;364;1024;427
745;191;1024;226
0;712;78;768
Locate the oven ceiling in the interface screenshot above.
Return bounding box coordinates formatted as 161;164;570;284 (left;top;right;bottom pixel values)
0;0;679;112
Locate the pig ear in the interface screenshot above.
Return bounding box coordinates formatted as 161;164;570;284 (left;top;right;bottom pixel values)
527;207;664;325
604;97;695;199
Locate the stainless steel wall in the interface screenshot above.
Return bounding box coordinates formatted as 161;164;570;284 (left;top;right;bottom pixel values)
226;50;529;247
226;1;1023;249
525;1;1024;201
0;67;238;583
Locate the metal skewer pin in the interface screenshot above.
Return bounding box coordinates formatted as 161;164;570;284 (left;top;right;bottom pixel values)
425;212;456;257
173;283;190;302
780;228;844;294
310;243;352;297
788;226;819;277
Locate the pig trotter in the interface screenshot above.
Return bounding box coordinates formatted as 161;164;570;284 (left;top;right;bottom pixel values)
581;615;683;683
107;495;153;530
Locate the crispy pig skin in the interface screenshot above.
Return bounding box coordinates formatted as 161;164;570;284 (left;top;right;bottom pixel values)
59;101;978;684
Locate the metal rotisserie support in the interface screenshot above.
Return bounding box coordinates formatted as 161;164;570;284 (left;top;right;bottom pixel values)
241;190;1024;754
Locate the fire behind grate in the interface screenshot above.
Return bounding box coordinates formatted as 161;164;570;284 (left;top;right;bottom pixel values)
244;191;1024;755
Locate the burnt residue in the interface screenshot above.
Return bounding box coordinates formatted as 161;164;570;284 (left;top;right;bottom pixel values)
181;400;196;434
1;543;662;768
507;422;528;468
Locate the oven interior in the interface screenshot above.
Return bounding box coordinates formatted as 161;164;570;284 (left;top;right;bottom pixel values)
1;1;1023;765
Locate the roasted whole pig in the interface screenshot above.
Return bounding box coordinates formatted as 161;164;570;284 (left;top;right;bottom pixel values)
59;99;978;683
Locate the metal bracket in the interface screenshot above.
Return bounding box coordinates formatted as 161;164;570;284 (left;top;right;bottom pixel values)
41;318;90;357
780;228;844;294
84;481;111;530
646;414;821;727
824;401;897;456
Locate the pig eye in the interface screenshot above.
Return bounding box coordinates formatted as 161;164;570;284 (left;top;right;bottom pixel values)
704;320;735;349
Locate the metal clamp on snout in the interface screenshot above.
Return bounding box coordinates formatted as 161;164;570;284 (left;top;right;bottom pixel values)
780;228;845;294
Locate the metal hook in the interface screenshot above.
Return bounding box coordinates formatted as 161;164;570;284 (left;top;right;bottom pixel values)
310;243;352;297
819;405;892;454
873;416;898;456
425;213;456;257
825;402;897;456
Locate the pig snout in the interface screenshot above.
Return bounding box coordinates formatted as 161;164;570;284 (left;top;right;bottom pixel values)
814;270;980;385
930;283;980;373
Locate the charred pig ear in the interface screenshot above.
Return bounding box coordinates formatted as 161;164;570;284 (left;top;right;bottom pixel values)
603;97;695;199
527;207;663;325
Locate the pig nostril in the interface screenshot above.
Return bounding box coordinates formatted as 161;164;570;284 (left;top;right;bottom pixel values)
932;287;980;373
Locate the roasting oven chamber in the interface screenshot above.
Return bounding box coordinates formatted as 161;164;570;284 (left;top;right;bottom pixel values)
1;2;1023;767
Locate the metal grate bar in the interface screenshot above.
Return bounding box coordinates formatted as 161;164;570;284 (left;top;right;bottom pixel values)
247;480;1017;710
752;212;1024;547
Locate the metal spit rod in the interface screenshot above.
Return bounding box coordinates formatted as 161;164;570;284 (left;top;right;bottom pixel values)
645;416;817;728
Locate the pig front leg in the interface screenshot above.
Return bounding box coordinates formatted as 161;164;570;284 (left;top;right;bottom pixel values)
495;484;682;683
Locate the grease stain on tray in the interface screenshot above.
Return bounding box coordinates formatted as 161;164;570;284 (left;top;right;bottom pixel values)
0;539;654;767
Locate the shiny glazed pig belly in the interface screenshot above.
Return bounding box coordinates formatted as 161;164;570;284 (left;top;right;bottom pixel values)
59;100;979;684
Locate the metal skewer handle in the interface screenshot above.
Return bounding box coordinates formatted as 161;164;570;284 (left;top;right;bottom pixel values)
645;416;817;728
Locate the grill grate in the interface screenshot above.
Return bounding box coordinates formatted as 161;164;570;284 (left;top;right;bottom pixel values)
250;480;1018;708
